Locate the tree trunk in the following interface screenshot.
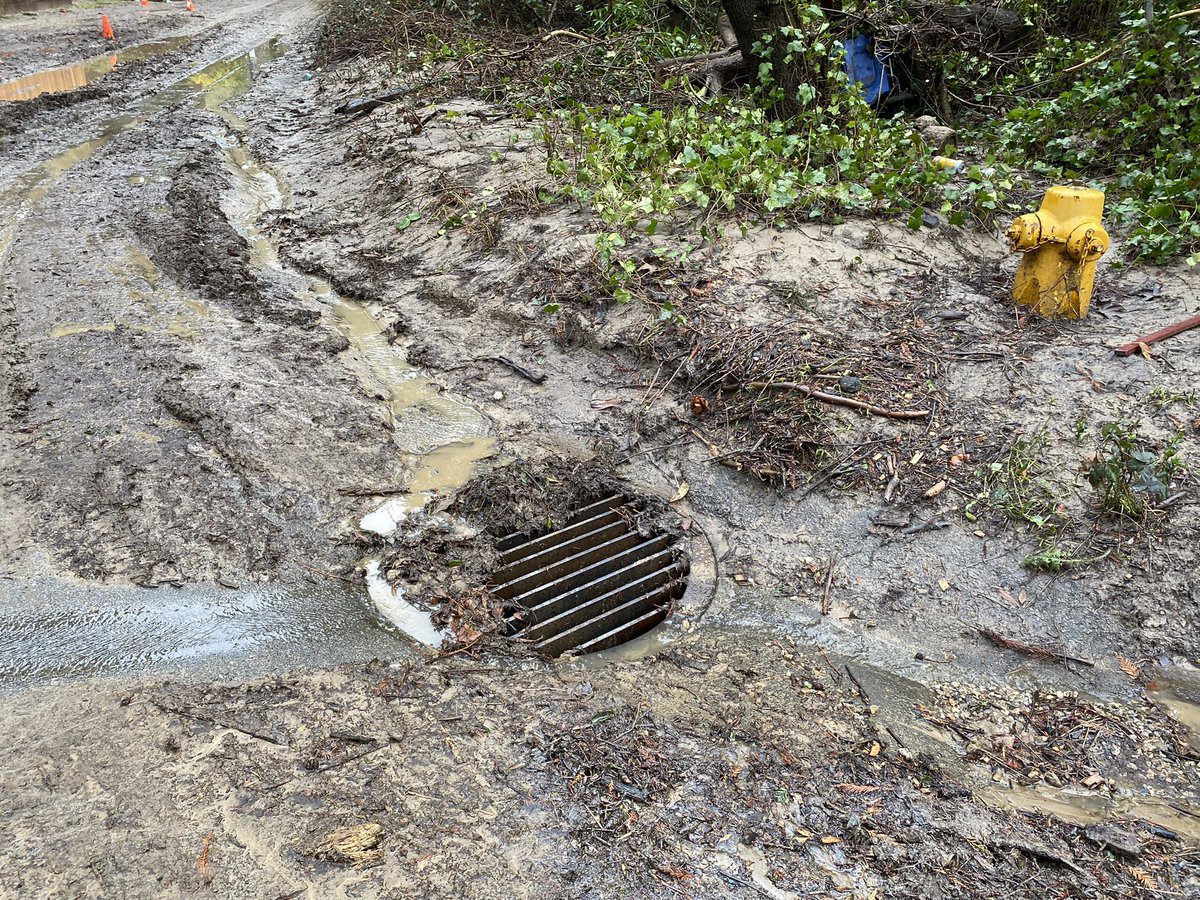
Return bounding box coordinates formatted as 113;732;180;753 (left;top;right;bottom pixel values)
721;0;807;118
1047;0;1119;36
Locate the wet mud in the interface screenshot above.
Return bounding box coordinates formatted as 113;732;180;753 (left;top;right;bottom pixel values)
0;36;190;103
0;1;1198;897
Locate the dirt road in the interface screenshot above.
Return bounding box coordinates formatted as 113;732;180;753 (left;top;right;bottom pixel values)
0;0;417;683
1;1;1198;897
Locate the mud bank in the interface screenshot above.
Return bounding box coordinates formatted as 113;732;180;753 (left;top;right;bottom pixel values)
3;634;1199;898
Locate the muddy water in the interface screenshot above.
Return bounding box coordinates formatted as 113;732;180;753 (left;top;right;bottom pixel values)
849;659;1200;842
1147;665;1200;752
0;567;406;691
0;35;435;685
0;37;190;103
203;45;494;644
49;240;210;339
211;96;495;539
0;38;290;264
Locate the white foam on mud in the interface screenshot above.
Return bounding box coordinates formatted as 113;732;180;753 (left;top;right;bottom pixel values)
359;500;409;537
364;560;444;648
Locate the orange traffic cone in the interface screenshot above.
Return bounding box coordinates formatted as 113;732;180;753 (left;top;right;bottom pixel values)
140;0;148;7
186;0;194;10
100;14;115;40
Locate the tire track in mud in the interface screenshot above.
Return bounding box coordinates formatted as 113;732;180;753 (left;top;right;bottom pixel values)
0;5;439;687
204;76;498;641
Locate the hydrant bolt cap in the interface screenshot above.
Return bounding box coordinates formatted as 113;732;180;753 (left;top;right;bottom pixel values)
1006;214;1041;251
1066;223;1109;261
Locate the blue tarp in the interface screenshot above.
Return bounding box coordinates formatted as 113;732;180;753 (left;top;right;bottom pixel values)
841;34;890;106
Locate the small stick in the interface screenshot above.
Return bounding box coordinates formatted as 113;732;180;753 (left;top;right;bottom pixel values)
483;355;546;384
742;381;930;419
883;470;901;502
338;485;408;497
295;559;359;585
264;742;394;791
978;627;1095;667
540;28;589;42
685;425;723;458
151;701;283;745
821;554;836;615
794;452;858;501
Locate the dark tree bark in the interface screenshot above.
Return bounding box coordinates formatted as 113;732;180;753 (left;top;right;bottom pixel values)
1047;0;1119;37
721;0;808;118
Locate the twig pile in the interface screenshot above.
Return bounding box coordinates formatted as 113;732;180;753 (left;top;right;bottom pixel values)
639;308;935;486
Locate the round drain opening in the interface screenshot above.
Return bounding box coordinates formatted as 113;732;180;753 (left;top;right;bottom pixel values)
491;494;691;657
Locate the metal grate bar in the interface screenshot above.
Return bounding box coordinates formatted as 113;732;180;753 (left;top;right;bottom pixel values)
533;580;683;656
492;495;687;657
572;608;670;655
495;495;625;552
496;508;626;570
521;564;684;643
492;531;650;600
501;540;681;619
506;544;676;625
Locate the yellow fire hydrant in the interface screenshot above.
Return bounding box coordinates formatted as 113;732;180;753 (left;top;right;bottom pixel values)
1006;186;1108;319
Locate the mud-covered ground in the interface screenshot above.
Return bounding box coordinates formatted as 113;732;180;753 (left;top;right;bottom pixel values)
6;634;1200;898
1;2;1199;897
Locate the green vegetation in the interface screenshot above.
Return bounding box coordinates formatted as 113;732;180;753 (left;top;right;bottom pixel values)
541;96;1013;232
967;430;1063;532
964;422;1188;571
1086;422;1183;519
991;11;1200;260
964;430;1086;571
319;0;1198;260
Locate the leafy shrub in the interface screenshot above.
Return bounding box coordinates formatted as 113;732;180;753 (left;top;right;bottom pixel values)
992;11;1200;260
539;8;1014;231
1086;423;1183;519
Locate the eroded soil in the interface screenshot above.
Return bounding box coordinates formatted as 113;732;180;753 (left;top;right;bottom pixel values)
1;2;1198;897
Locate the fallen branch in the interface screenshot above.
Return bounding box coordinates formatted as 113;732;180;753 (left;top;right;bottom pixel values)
978;627;1095;667
704;53;746;95
265;741;395;791
1062;8;1200;75
540;28;589;43
655;49;739;70
295;559;360;584
334;74;451;116
151;701;285;745
742;381;931;420
338;485;408;497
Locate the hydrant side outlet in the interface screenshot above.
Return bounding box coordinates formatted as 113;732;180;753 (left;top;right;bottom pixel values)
1007;186;1107;319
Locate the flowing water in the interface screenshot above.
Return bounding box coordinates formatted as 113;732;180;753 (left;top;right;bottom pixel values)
0;563;404;691
207;45;494;641
0;35;480;685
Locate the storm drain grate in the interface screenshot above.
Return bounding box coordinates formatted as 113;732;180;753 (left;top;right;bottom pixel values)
492;495;689;657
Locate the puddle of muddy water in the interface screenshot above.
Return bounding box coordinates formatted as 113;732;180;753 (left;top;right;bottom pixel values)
0;38;288;265
209;86;495;541
0;37;191;103
843;657;1200;843
196;46;495;643
977;780;1200;841
48;242;211;340
1147;665;1200;752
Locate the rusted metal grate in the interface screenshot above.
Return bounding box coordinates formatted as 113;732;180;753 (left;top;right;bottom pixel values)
492;495;688;657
